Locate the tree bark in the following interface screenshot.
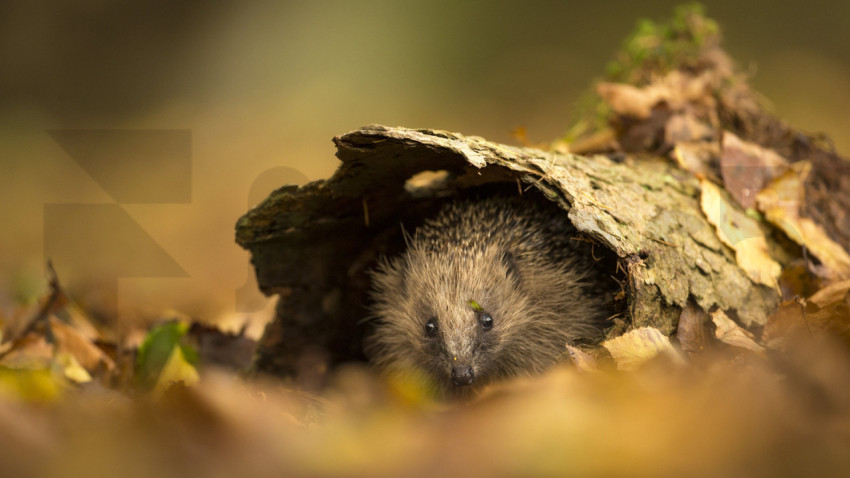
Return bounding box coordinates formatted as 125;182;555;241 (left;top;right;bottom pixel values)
236;125;781;376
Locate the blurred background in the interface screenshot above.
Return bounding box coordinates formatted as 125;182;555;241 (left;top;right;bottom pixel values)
1;0;848;334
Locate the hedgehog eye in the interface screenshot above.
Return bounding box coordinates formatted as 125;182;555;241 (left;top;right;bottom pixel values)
424;318;438;337
480;313;494;330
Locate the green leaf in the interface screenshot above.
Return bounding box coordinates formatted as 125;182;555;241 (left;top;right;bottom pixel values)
135;321;196;391
153;345;200;396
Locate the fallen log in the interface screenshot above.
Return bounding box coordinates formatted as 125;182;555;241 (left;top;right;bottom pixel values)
235;5;850;379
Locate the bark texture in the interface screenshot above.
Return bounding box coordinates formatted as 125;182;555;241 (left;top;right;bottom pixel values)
236;124;779;376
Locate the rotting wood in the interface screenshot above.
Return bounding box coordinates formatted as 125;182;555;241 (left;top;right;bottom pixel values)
236;124;779;376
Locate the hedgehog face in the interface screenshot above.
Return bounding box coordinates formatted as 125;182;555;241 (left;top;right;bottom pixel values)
419;306;498;389
368;246;530;396
367;196;609;400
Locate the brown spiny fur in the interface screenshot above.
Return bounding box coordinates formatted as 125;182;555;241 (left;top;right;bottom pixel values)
366;195;611;398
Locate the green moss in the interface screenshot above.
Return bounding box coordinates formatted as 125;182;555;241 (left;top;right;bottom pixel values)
559;3;720;145
606;3;719;85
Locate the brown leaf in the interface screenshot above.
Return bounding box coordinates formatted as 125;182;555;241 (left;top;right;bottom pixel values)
49;316;115;376
565;344;599;373
0;334;53;369
762;299;807;350
597;82;659;119
58;303;102;341
664;113;714;146
711;310;765;356
510;126;530;146
807;279;850;309
764;282;850;350
720;132;789;209
672;141;721;181
677;303;711;355
778;259;823;301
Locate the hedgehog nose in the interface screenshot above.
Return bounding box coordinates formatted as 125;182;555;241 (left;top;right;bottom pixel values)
451;365;475;386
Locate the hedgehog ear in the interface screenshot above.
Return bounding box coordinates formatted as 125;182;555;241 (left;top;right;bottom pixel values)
502;252;522;287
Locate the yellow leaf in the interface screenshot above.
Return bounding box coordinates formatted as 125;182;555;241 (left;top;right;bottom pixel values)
153;346;200;396
55;352;92;384
756;162;850;280
711;310;765;356
602;327;685;371
700;179;781;289
0;367;62;402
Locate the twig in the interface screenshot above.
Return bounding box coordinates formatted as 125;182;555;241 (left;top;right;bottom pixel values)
0;260;64;359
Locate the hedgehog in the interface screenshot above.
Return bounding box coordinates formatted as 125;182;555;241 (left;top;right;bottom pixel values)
366;195;612;398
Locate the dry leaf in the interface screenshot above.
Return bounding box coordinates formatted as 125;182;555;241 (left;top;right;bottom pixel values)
701;179;781;289
597;82;659;119
58;302;102;341
602;327;685;371
720;132;789;209
808;280;850;309
761;300;806;350
711;310;765;355
756;162;850;280
778;259;822;301
672;141;721;181
0;334;53;369
55;352;92;384
764;282;850;349
677;303;710;355
599;71;713;120
664;113;714;145
565;344;599;373
49;316;115;374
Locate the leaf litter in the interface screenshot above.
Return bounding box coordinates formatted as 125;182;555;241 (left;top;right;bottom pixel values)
2;5;850;477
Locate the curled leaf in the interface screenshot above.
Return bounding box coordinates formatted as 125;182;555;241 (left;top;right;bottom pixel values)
603;327;685;371
808;280;850;309
565;344;599;373
756;162;850;280
711;310;765;355
764;282;850;350
701;179;781;290
49;316;115;375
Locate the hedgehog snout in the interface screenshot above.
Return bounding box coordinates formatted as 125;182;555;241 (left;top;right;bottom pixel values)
451;364;475;386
